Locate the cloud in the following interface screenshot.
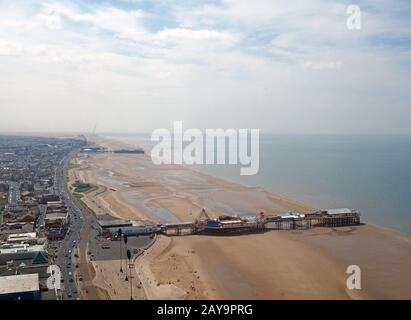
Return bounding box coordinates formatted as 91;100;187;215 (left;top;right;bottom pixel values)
154;28;238;46
40;2;146;38
0;1;410;134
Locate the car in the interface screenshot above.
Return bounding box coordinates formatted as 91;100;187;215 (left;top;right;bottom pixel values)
68;250;72;254
69;279;74;283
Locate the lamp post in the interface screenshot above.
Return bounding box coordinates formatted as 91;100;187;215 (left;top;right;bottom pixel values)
124;234;128;281
127;249;133;300
118;228;123;273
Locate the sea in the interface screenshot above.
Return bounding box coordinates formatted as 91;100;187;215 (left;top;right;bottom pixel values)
104;133;411;235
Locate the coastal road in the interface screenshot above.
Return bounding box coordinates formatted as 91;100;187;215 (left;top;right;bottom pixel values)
52;151;83;300
54;150;103;300
7;181;20;206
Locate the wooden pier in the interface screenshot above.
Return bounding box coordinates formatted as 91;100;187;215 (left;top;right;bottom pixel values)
264;211;361;230
162;209;361;236
162;222;196;236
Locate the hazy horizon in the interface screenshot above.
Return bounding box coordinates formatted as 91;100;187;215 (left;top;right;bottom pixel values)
1;1;411;134
1;130;411;136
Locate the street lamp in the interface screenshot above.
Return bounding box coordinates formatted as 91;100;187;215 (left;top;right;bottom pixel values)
124;234;128;281
118;228;123;273
127;249;133;300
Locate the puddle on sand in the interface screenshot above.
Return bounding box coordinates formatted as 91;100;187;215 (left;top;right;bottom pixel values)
149;207;180;223
119;192;180;223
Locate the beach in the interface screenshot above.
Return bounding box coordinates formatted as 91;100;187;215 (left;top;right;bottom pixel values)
67;136;411;300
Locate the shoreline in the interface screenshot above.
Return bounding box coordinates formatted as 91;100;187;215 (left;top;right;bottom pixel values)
102;134;411;236
104;134;411;236
71;135;411;299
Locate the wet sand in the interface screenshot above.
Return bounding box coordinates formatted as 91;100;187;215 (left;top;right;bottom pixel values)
69;136;411;299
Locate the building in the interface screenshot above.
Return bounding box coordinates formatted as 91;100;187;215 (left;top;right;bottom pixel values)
97;218;132;237
0;243;48;266
7;232;38;244
0;242;49;292
38;194;60;205
44;212;69;228
325;208;355;215
4;221;33;231
44;202;69;240
107;222;160;239
0;273;41;300
279;213;306;219
46;201;64;208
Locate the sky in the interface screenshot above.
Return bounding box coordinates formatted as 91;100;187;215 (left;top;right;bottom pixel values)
0;0;410;134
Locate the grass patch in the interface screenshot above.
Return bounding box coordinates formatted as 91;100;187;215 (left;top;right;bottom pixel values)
72;180;96;193
64;162;96;217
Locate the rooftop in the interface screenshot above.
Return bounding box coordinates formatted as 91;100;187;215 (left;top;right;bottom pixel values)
46;201;64;206
97;219;132;228
326;208;354;215
0;273;39;295
45;212;68;220
7;232;37;241
0;243;45;254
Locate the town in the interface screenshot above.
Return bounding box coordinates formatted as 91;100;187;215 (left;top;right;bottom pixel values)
0;135;155;300
0;135;85;300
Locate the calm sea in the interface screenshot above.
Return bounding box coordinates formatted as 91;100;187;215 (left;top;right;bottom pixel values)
105;133;411;234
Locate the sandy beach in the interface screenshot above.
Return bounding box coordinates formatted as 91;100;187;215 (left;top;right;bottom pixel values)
67;136;411;300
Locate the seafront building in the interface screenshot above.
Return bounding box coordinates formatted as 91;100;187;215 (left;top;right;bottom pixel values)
6;232;38;244
97;215;160;239
44;201;69;240
0;273;41;300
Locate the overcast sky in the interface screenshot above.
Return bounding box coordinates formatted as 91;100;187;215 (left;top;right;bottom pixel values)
0;0;410;134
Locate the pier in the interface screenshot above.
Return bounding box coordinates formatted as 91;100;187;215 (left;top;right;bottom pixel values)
162;222;197;236
162;208;361;236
